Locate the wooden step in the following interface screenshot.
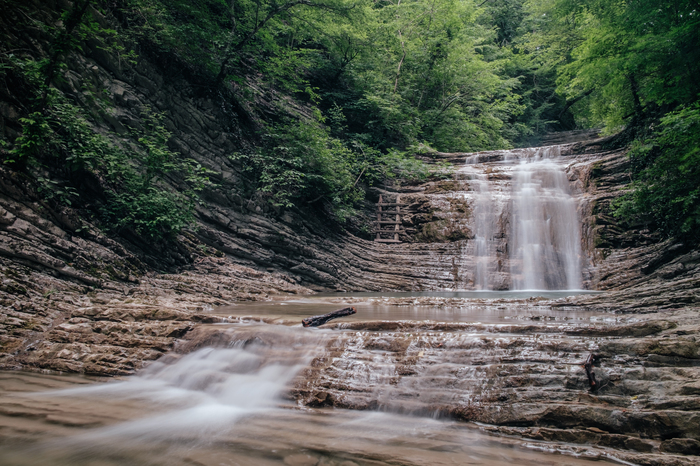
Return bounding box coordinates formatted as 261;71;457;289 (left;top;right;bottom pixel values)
377;203;405;207
376;210;401;214
374;220;403;225
374;239;402;243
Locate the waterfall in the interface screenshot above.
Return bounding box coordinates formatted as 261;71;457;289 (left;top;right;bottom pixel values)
471;174;494;290
509;158;582;290
463;145;582;291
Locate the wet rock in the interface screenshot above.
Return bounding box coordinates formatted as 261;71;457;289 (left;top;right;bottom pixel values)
624;436;655;453
678;382;700;396
659;262;686;279
0;10;699;466
660;438;700;455
283;454;319;466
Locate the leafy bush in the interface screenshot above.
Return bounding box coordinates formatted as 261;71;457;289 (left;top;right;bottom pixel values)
613;104;700;240
0;2;216;244
232;117;360;219
5;56;213;241
231;116;448;221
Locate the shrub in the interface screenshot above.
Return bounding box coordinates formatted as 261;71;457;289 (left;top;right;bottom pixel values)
613;104;700;240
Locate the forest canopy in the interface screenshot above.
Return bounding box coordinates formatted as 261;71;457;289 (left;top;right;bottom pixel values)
1;0;699;242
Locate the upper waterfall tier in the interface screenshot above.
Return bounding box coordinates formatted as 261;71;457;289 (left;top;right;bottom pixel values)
454;145;583;291
464;144;563;165
509;158;582;290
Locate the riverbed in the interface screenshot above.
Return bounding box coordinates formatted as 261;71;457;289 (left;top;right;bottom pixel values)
0;292;650;466
0;355;621;466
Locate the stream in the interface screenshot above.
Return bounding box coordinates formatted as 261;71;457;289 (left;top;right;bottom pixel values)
0;293;627;466
0;143;657;465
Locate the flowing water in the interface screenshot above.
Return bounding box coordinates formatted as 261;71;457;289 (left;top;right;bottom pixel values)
0;294;621;466
0;144;613;465
215;291;601;324
459;145;583;291
509;158;582;290
470;175;496;290
0;367;619;466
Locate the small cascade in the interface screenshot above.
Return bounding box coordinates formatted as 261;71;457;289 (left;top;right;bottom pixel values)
470;174;495;290
34;324;326;446
0;311;627;466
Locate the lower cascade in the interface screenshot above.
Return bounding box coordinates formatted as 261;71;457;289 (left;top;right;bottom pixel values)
0;309;653;466
461;145;583;290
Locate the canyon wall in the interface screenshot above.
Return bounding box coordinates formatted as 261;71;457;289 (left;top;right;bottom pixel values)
1;4;699;376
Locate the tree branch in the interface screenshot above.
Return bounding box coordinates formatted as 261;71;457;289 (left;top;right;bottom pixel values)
40;0;92;109
558;88;593;119
217;0;354;85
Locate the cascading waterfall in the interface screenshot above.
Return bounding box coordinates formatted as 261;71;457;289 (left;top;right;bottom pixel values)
509;158;582;290
471;174;495;290
463;145;582;290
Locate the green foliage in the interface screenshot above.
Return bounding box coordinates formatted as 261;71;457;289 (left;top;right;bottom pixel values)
117;0;537;152
522;0;700;240
542;0;700;131
20;0;682;238
231;118;358;211
5;55;212;241
102;185;196;240
0;0;220;244
372;149;453;183
101;110;216;240
10;112;52;162
231;116;446;220
117;0;354;89
613;104;700;240
335;0;523;152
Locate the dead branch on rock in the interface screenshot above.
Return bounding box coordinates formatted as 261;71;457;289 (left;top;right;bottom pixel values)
302;307;356;327
583;353;599;391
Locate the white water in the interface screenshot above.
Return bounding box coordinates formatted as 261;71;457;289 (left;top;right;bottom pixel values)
36;325;319;447
463;145;583;290
471;174;495;290
0;319;618;466
510;160;582;289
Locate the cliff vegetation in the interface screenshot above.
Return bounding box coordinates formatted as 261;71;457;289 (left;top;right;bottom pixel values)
1;0;699;246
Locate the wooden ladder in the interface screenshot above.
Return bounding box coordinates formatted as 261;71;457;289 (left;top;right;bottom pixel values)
374;194;404;243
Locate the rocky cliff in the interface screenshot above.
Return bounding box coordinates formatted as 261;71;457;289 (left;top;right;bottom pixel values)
0;1;698;384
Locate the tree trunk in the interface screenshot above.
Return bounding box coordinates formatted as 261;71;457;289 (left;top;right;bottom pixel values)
302;307;356;327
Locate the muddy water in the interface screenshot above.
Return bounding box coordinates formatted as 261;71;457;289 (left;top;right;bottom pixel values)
213;292;604;325
0;294;623;466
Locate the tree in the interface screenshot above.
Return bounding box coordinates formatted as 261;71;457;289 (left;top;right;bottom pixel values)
341;0;522;152
551;0;700;131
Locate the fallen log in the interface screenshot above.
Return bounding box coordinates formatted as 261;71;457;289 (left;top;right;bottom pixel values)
302;307;356;327
583;353;598;391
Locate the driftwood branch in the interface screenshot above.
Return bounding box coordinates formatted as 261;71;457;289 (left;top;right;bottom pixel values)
302;307;356;327
583;353;599;391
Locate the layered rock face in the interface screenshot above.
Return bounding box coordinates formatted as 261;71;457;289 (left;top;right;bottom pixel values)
2;30;699;375
301;319;700;464
1;7;699;464
388;143;589;290
0;14;699;466
172;303;700;465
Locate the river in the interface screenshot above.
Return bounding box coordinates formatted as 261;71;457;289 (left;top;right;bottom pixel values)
0;293;628;466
